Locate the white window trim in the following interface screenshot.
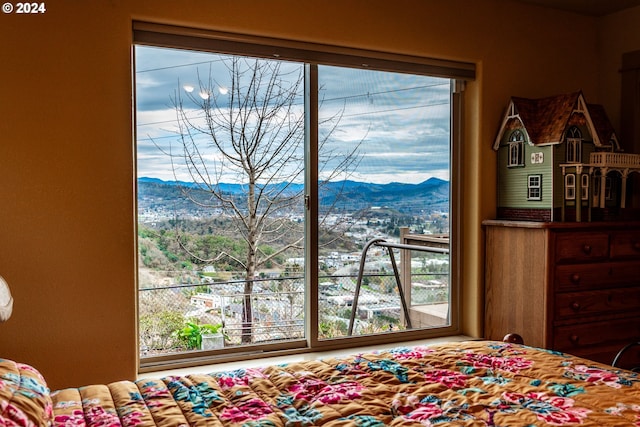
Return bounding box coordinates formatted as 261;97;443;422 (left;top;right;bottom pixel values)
565;174;576;200
566;127;582;164
508;142;524;167
581;174;589;200
527;174;541;200
507;130;524;167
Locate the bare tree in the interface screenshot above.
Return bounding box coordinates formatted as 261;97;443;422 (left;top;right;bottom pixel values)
166;56;360;344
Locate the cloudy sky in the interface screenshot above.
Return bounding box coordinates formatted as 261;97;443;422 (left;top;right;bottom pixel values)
134;45;451;185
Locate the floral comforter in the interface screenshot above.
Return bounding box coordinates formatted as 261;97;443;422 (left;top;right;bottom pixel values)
3;340;640;426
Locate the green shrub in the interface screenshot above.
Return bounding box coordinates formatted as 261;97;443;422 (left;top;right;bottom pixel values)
173;321;224;350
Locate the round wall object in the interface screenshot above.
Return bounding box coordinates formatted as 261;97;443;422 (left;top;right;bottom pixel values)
0;276;13;322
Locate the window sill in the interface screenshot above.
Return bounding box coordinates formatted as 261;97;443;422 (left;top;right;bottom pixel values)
139;334;473;379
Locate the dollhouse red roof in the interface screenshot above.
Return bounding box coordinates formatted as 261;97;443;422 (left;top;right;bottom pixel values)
512;92;579;145
492;91;619;150
587;103;618;147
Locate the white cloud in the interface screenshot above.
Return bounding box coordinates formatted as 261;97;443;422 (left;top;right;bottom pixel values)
135;46;452;185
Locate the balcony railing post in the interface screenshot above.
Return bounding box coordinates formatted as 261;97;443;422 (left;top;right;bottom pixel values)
400;227;411;320
348;236;449;336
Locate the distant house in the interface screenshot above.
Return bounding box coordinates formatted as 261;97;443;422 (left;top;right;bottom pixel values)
493;91;640;221
190;293;222;310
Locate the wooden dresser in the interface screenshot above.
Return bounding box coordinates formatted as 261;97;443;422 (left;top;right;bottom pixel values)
483;220;640;367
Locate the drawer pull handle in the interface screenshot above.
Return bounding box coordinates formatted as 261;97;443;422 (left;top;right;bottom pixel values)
570;334;580;344
570;274;581;284
582;244;592;255
571;302;581;311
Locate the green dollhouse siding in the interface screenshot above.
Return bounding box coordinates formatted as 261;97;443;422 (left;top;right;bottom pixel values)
497;141;553;209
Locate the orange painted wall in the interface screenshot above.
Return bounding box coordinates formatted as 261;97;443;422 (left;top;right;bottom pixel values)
0;0;630;389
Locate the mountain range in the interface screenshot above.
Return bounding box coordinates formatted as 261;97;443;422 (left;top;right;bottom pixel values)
138;177;449;216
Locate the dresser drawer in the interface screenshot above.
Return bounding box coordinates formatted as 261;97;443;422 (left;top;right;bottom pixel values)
554;232;609;263
555;261;640;291
553;317;640;352
555;287;640;319
484;221;640;362
610;231;640;259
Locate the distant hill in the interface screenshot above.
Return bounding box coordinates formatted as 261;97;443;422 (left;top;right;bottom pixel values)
137;177;449;216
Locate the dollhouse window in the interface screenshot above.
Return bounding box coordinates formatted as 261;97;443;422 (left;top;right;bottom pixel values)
593;175;614;201
508;130;525;167
605;176;613;200
581;174;589;200
565;174;576;200
566;127;582;163
527;174;541;200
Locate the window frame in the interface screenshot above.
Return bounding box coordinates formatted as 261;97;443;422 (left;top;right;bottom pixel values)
527;174;542;200
566;127;582;163
565;173;576;200
133;21;475;370
581;174;589;201
605;176;614;200
507;130;525;167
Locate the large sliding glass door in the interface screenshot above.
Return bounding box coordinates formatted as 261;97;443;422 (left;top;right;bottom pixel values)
315;65;452;341
136;48;308;358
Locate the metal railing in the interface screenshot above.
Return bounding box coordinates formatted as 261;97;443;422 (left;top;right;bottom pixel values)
348;237;449;335
139;271;449;357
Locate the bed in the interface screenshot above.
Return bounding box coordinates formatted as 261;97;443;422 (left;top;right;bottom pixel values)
3;339;640;426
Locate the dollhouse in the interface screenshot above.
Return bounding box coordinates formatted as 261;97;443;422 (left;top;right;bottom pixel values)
493;91;640;222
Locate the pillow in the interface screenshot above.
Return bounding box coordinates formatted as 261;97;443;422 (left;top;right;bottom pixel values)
0;358;52;427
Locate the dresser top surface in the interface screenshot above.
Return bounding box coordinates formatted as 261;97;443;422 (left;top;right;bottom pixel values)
482;219;640;230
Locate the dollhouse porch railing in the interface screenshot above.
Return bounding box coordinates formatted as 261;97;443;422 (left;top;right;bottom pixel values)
590;152;640;168
588;152;640;210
